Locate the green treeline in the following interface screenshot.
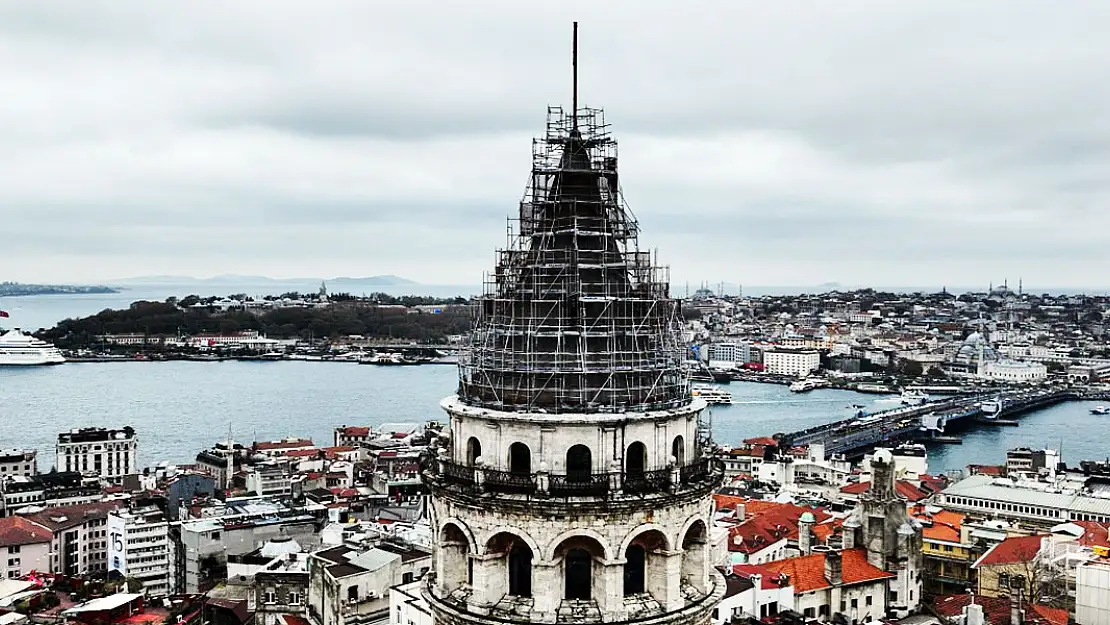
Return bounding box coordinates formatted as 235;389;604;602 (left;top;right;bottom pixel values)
39;299;474;348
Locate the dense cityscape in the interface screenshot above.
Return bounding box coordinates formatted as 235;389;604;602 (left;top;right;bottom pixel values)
5;8;1110;625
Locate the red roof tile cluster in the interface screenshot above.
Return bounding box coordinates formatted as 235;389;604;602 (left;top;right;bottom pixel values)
256;439;314;451
910;507;966;544
967;464;1005;476
1071;520;1110;549
839;480;929;502
974;535;1045;567
727;502;832;555
339;426;370;437
284;448;322;458
743;436;779;446
932;594;1068;625
731;563;791;590
0;516;53;546
761;548;894;593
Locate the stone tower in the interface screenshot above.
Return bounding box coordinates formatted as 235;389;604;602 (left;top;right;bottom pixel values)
842;448;923;618
420;24;724;625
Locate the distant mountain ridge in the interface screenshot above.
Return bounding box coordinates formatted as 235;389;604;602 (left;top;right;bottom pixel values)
110;274;418;287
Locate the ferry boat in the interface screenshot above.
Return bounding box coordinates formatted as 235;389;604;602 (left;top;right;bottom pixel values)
789;378;823;393
0;329;66;366
900;390;929;406
1090;405;1109;415
691;384;733;405
358;352;420;366
980;397;1003;419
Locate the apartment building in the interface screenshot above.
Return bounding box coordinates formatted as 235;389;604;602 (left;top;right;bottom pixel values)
57;427;137;481
108;506;171;596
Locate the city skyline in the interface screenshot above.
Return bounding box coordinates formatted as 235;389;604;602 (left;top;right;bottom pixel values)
4;2;1110;287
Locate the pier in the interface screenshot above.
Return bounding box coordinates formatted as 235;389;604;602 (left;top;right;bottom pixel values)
778;387;1076;458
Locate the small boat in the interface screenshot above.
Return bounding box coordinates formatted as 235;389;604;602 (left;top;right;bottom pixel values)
359;352;421;366
1090;406;1109;415
691;384;733;405
980;398;1003;420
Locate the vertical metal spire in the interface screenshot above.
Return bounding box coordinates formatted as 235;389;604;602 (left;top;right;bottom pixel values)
572;21;579;129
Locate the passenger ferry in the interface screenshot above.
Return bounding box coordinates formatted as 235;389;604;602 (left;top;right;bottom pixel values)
0;329;66;366
789;378;824;393
691;384;733;405
1090;405;1108;415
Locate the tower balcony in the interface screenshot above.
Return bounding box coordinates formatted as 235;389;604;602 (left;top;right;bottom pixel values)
421;454;724;514
422;567;726;625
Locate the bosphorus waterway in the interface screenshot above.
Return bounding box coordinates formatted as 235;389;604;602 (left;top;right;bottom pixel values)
2;361;1104;476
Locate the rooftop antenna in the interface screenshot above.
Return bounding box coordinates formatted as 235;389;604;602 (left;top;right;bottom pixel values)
572;21;579;129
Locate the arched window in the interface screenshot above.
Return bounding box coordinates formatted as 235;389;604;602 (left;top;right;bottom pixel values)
466;437;482;466
566;445;592;482
509;442;531;475
509;542;533;597
623;545;646;595
672;435;685;466
625;442;647;477
565;549;592;600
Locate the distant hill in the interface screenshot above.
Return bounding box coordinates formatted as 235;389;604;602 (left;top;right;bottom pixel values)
110;274;419;287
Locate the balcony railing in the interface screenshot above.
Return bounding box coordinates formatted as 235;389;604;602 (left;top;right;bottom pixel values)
423;455;722;499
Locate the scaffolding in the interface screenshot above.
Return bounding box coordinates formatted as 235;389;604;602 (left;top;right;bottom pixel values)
457;107;690;414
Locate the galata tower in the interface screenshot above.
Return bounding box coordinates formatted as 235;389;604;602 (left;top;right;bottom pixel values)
421;23;725;625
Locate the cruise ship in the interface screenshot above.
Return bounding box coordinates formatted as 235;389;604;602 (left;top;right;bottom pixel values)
0;329;66;366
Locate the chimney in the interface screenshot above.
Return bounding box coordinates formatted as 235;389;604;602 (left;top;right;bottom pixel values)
1009;583;1024;625
963;601;985;625
824;550;842;586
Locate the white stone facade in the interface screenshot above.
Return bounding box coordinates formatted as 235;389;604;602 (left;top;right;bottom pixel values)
57;427;137;481
763;349;820;377
423;398;725;625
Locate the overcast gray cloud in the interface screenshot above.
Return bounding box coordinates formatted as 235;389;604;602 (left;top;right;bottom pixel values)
4;0;1110;289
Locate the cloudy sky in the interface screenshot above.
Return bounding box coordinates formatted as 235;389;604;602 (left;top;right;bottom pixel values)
4;1;1110;289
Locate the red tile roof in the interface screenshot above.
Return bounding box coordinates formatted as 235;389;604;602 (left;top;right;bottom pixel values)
728;503;832;555
0;516;52;546
974;535;1044;568
339;426;370;437
284;448;321;458
743;437;778;446
839;480;929;502
1071;521;1110;549
761;548;894;593
932;594;1067;625
256;439;314;451
910;507;966;544
731;564;792;590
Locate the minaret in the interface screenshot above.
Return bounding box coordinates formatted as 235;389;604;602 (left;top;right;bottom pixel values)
421;23;723;625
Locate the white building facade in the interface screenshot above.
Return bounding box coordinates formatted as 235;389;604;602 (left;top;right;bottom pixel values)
108;507;171;596
763;349;820;377
57;427;137;481
0;451;36;478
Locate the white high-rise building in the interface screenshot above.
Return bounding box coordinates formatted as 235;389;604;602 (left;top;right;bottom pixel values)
108;506;171;596
420;36;724;625
57;427;137;481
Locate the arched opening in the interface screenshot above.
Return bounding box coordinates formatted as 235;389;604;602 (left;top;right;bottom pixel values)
625;441;647;477
565;549;592;600
487;532;534;599
566;445;592;482
681;520;709;594
466;437;482;466
624;528;669;598
553;535;607;603
509;543;533;597
672;435;685;466
508;442;531;475
624;545;646;595
439;522;473;592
